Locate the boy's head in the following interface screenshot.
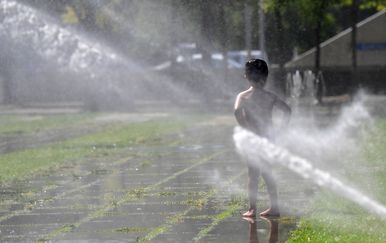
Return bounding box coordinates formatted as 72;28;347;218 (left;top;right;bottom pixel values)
245;59;268;87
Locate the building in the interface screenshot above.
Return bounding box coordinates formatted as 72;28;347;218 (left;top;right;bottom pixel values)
285;10;386;95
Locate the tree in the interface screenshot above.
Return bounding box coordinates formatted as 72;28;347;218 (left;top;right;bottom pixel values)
0;55;14;104
265;0;293;95
351;0;360;91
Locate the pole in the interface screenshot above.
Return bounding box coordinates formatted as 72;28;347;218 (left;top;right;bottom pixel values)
351;0;359;93
258;0;265;59
245;1;252;59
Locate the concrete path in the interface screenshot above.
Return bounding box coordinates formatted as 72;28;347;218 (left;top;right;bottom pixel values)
0;115;308;242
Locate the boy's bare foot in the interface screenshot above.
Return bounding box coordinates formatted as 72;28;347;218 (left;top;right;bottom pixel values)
259;208;280;217
242;209;256;217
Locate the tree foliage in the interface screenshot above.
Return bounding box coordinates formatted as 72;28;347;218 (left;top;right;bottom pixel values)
17;0;384;65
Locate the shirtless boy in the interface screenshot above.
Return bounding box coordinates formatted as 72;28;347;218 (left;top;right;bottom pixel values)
234;59;291;217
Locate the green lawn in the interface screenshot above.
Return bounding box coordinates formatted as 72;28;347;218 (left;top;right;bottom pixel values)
0;114;190;183
288;119;386;243
0;113;95;135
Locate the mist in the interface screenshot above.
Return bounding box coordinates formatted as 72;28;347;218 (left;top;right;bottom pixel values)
233;91;386;218
0;0;248;112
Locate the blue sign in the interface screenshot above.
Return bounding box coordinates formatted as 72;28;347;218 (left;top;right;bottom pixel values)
356;43;386;51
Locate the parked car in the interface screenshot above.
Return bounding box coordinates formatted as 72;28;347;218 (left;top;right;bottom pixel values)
175;49;267;69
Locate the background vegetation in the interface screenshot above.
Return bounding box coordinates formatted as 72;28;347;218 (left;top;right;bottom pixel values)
18;0;386;66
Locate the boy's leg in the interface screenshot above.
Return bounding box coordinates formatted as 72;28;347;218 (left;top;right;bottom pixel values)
260;169;280;216
244;164;259;217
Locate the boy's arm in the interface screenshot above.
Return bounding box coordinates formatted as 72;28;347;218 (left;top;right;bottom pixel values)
234;108;248;127
234;93;248;128
274;98;291;125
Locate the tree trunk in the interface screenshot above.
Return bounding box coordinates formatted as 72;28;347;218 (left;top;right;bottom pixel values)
315;0;327;104
199;0;213;63
258;0;265;55
245;1;253;59
273;0;286;97
0;56;14;105
219;3;229;77
351;0;359;93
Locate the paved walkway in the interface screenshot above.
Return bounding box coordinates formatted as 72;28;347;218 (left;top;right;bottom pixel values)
0;116;308;242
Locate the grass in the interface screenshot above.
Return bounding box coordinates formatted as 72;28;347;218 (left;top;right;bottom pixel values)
115;226;150;234
0;116;187;183
287;119;386;243
0;113;94;135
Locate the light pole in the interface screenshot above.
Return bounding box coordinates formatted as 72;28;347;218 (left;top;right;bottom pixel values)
245;1;252;59
258;0;266;59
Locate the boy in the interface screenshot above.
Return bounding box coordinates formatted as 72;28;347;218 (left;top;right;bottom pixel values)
234;59;291;217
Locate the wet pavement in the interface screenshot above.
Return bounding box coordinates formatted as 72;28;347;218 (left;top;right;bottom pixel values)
0;113;311;242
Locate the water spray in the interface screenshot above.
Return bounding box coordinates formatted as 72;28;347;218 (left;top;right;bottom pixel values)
0;0;196;108
233;126;386;218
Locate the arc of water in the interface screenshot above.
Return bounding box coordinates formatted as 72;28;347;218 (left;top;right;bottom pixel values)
233;126;386;219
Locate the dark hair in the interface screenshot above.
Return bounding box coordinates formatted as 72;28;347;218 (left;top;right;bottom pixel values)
245;59;268;83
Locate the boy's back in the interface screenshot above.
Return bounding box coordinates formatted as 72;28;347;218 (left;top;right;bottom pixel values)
235;88;286;139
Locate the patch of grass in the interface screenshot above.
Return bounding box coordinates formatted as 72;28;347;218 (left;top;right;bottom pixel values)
0;118;186;184
37;239;50;243
60;224;76;233
128;188;146;199
138;224;169;243
91;169;112;175
159;191;177;197
140;160;152;168
229;193;247;206
187;191;213;197
157;190;213;198
184;198;207;207
182;215;211;220
0;114;94;135
289;212;386;243
162;199;208;207
115;227;150;234
287;119;386;243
